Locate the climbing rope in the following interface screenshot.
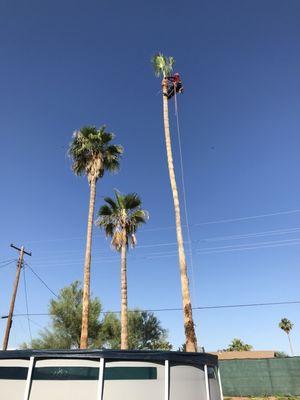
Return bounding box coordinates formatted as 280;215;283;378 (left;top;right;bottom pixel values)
173;89;197;306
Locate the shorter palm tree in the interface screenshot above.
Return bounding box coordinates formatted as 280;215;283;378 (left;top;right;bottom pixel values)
96;191;148;349
279;318;294;356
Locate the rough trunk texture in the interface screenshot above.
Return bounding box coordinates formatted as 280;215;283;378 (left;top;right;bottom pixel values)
288;333;294;356
80;178;96;349
162;78;197;352
2;247;24;350
120;231;128;350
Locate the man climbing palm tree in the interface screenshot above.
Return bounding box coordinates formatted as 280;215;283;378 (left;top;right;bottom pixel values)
165;73;184;99
152;53;197;352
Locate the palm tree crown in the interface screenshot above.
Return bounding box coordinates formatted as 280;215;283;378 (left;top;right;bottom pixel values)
68;126;123;184
152;53;175;78
96;191;148;249
279;318;293;334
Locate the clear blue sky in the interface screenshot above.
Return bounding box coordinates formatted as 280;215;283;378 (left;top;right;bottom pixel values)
0;0;300;353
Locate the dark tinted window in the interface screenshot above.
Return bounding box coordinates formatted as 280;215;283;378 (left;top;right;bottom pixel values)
0;367;28;380
105;367;157;380
32;366;157;381
207;367;217;379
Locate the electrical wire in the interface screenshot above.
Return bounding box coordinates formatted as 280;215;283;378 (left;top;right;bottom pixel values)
21;235;300;269
0;258;16;264
197;238;300;255
26;208;300;244
6;299;300;318
24;262;58;298
202;227;300;243
22;265;32;342
0;259;17;269
24;224;300;263
195;209;300;226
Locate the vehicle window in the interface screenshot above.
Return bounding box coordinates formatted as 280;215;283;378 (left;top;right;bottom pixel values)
170;364;206;400
0;359;29;400
103;361;163;400
29;359;99;400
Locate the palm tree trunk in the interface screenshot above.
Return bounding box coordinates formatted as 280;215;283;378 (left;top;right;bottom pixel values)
120;231;128;350
162;78;197;352
80;177;96;349
287;333;294;356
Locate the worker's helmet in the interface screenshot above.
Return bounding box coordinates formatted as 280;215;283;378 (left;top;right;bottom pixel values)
174;72;180;77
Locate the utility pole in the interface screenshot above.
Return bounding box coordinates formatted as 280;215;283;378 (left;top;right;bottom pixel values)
2;244;32;350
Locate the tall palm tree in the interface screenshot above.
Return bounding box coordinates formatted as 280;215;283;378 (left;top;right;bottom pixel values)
152;53;197;352
279;318;294;356
96;191;148;349
69;126;123;349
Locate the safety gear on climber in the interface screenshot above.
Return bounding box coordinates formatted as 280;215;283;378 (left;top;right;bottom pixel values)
165;73;184;99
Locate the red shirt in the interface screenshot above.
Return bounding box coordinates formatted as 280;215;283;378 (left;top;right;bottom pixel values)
167;74;181;83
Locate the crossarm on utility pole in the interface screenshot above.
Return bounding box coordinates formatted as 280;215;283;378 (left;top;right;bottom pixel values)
10;244;32;256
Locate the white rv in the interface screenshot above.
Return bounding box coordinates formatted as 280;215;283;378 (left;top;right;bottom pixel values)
0;349;223;400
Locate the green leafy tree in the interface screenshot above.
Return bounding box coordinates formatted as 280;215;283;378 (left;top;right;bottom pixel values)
69;126;123;349
21;282;171;351
275;351;289;358
178;343;187;352
127;310;172;351
97;313;121;349
279;318;294;356
21;281;102;349
97;310;172;351
96;191;148;350
152;54;197;352
226;338;253;352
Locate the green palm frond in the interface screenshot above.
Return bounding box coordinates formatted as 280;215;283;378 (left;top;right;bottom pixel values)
133;209;149;224
114;190;124;210
96;191;148;251
103;145;123;174
279;318;293;334
98;204;113;216
104;223;115;238
151;53;175;78
103;197;118;211
68;125;123;182
123;193;141;210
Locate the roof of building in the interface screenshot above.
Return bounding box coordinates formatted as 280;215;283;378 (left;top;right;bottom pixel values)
210;350;275;360
0;349;218;367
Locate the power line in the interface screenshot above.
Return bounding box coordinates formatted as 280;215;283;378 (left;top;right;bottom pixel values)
197;238;300;255
26;250;187;268
0;259;17;269
24;223;300;261
24;235;300;269
202;227;300;243
25;262;58;298
195;209;300;226
199;237;300;251
0;258;16;264
27;317;44;329
24;224;300;261
25;208;300;244
6;299;300;318
22;266;32;342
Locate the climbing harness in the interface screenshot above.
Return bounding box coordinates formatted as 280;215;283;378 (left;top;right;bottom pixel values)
165;73;184;100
